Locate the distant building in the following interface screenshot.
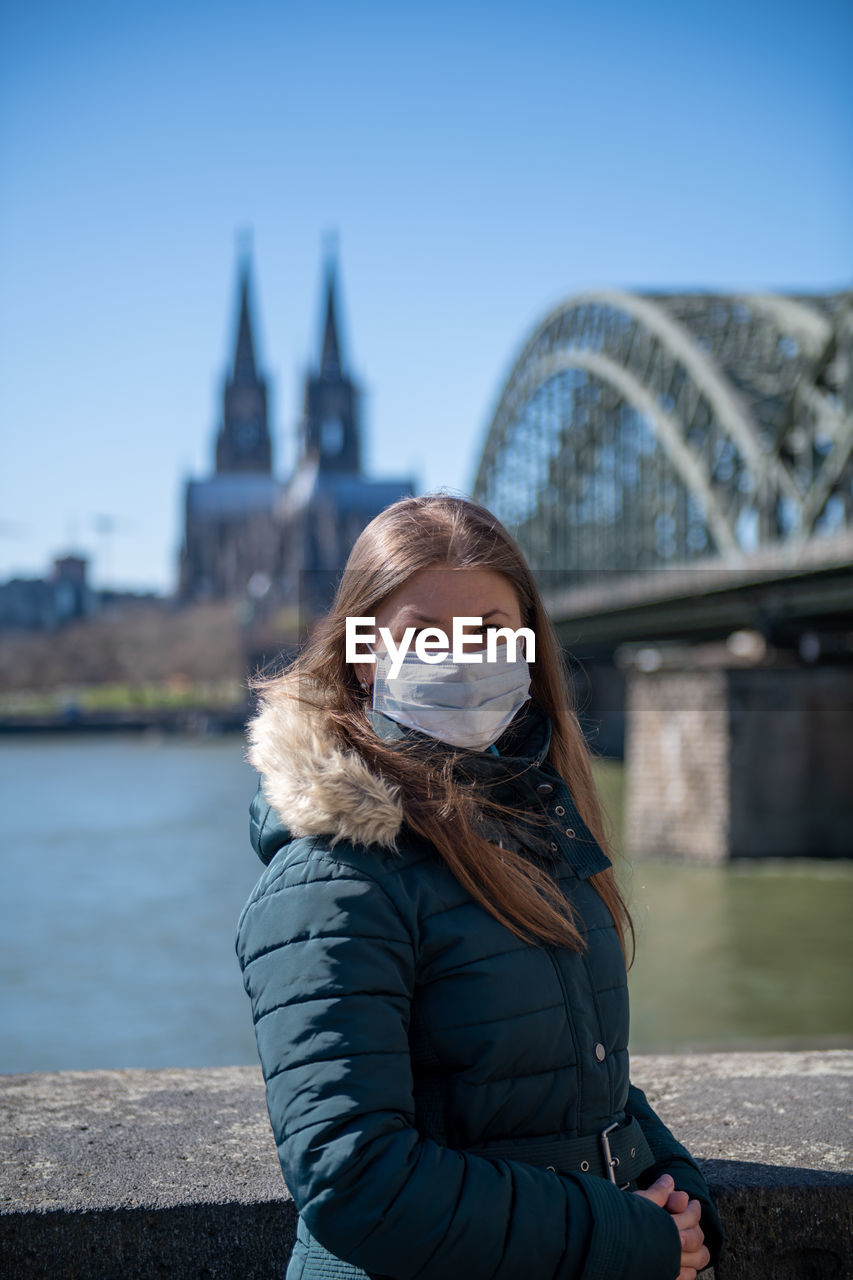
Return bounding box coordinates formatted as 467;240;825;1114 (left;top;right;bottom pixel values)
0;555;96;630
178;248;416;610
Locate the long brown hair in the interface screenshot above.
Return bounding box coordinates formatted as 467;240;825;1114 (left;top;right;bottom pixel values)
251;493;634;962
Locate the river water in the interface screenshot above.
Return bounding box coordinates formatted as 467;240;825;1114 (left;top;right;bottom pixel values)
1;734;850;1073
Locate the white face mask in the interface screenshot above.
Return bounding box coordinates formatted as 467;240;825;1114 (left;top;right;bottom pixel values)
370;639;531;751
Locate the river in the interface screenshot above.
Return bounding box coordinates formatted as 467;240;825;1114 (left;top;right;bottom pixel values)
1;734;850;1073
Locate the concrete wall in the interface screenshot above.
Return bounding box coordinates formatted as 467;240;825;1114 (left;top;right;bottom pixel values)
625;664;853;862
2;1052;851;1279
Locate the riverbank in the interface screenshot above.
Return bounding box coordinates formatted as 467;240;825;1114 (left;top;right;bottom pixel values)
0;705;248;734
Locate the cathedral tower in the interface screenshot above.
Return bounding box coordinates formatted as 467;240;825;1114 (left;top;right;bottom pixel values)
298;253;362;473
215;254;272;474
178;245;280;602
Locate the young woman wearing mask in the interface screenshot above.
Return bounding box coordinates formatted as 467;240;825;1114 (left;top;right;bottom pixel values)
236;494;722;1280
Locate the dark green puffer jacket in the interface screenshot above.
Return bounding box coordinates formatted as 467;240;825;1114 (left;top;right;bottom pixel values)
236;683;723;1280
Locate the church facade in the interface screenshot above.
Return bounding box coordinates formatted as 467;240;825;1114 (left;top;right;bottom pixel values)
178;251;416;610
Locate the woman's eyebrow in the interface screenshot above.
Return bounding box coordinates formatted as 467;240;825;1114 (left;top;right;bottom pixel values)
400;608;512;624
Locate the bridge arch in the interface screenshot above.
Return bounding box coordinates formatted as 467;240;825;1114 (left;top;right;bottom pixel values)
472;288;853;580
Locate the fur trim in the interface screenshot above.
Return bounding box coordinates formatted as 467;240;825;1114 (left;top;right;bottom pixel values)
246;677;403;850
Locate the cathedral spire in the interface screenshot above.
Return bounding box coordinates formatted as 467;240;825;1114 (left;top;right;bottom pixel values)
299;242;362;474
232;258;258;385
215;239;272;475
320;254;343;379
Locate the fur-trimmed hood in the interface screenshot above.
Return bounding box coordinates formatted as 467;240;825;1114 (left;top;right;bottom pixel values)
246;674;555;865
246;677;405;852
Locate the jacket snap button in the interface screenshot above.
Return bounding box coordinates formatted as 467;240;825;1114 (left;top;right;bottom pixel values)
546;1165;556;1173
550;841;558;852
566;828;576;838
537;783;553;796
580;1159;590;1171
594;1042;606;1062
555;805;565;816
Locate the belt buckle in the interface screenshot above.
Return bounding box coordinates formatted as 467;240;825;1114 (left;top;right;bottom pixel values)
600;1122;630;1191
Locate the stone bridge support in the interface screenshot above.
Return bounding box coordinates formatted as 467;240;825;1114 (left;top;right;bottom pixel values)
625;662;853;862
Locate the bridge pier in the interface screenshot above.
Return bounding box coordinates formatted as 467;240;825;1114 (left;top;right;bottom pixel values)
624;659;853;861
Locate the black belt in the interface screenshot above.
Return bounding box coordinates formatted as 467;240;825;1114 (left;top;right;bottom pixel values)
466;1116;654;1189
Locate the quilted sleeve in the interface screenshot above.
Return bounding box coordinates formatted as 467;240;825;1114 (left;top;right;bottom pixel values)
249;783;289;867
236;851;684;1280
627;1083;724;1270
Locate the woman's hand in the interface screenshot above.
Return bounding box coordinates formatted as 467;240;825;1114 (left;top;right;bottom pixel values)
633;1174;711;1280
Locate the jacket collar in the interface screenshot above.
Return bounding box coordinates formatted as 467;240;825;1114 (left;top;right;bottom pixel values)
365;697;552;775
247;676;609;879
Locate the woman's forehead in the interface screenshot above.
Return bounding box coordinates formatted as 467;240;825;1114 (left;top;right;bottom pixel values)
376;567;520;621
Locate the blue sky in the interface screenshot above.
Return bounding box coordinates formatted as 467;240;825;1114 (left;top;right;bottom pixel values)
1;0;851;592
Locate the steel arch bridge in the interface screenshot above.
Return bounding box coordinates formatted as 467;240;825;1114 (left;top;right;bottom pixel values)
471;289;853;583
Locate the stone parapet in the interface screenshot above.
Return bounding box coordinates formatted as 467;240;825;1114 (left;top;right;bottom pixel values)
2;1052;851;1279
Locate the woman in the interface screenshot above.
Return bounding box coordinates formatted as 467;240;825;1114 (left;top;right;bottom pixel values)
236;494;723;1280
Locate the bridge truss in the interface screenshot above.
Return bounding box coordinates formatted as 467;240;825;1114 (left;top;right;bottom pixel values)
471;289;853;583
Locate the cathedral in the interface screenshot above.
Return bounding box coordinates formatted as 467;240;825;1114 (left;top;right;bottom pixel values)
178;249;416;611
